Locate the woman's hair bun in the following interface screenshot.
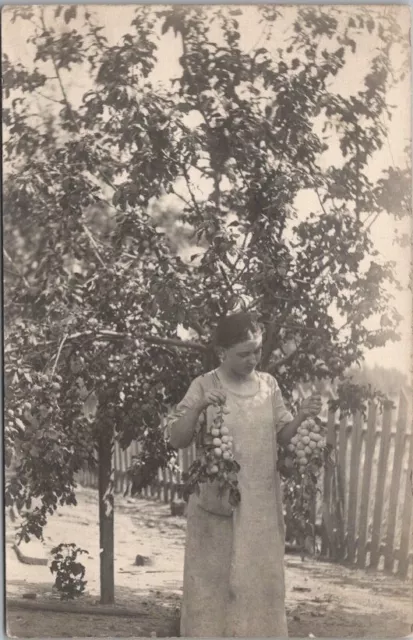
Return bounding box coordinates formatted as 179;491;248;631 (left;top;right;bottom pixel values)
214;312;262;349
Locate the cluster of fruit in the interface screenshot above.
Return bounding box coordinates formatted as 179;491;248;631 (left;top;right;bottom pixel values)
183;404;241;506
286;418;326;467
205;422;235;474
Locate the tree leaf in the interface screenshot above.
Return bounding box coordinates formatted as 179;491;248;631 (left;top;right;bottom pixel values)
64;6;77;24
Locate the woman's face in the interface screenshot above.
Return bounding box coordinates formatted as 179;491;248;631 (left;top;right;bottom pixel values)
222;332;263;377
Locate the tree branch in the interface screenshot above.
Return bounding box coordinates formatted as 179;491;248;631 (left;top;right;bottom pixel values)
218;263;235;299
261;320;277;369
3;250;31;289
170;186;191;209
82;224;106;268
6;329;209;358
178;27;222;213
35;90;62;105
363;212;381;231
65;329;208;352
182;166;203;217
39;9;116;194
51;333;69;378
315;184;329;216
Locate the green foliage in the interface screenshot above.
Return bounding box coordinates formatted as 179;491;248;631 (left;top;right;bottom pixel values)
278;428;333;554
282;468;321;554
50;543;89;600
3;6;410;538
329;379;393;418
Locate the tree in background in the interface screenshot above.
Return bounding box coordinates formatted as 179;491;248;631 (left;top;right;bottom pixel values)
3;5;410;601
347;363;410;395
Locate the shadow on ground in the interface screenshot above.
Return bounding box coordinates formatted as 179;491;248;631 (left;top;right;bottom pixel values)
7;582;181;638
7;579;411;639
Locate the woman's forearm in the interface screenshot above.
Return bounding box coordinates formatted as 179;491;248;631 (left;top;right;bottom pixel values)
277;412;305;446
169;406;203;449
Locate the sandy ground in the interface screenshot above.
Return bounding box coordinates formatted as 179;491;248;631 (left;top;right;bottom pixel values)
6;487;413;638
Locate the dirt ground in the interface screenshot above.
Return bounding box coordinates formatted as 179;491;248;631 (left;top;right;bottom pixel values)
6;487;413;638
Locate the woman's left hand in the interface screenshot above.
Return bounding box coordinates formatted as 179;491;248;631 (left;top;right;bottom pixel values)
299;394;322;419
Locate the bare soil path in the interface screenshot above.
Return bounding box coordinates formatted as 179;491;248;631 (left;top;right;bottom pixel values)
6;488;412;638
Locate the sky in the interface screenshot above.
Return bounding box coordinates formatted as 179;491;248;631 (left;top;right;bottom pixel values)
3;5;411;374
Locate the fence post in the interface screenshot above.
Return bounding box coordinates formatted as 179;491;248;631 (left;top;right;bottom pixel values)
333;460;346;558
98;420;115;604
163;466;170;503
370;400;393;569
182;447;189;475
157;467;163;500
338;417;348;511
117;443;124;495
346;411;363;564
170;467;177;503
335;415;347;559
113;440;120;494
398;401;413;579
357;401;377;569
384;390;408;574
321;409;337;558
122;444;127;493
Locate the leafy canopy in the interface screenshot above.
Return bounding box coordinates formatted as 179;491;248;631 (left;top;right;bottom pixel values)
3;5;410;538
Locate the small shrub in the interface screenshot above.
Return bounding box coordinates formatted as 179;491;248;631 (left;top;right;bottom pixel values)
50;543;89;600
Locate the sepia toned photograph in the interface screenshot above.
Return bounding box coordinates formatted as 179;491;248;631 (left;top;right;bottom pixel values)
3;4;412;638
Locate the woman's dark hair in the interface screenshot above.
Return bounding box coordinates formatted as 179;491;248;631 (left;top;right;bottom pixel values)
214;312;263;349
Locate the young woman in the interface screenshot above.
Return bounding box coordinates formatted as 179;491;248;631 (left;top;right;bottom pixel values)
167;312;321;637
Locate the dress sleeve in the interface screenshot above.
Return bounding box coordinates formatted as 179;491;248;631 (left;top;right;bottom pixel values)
269;374;294;434
165;376;205;442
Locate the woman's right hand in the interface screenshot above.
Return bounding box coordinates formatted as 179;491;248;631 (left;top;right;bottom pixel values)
198;389;227;411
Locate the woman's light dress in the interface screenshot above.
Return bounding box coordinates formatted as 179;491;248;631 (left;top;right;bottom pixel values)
168;370;293;638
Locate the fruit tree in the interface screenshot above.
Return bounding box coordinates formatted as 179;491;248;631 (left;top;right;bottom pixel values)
3;5;410;602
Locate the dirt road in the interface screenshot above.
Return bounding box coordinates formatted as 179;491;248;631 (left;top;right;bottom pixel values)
6;488;412;638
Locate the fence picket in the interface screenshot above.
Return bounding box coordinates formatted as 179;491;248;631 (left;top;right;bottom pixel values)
321;410;337;557
384;390;408;573
191;442;197;467
398;418;413;578
182;447;189;474
334;461;346;559
163;467;170;503
357;401;378;569
346;411;363;564
170;468;177;503
113;441;121;493
157;467;163;500
120;447;128;495
125;449;132;492
338;416;348;515
370;401;393;569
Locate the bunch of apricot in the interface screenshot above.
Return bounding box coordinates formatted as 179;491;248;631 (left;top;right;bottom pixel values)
286;418;326;467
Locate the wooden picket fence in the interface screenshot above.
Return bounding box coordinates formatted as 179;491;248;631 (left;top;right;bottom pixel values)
78;432;196;503
77;388;413;577
320;389;413;578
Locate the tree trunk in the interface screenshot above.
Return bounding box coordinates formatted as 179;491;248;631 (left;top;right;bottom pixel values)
98;424;115;604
